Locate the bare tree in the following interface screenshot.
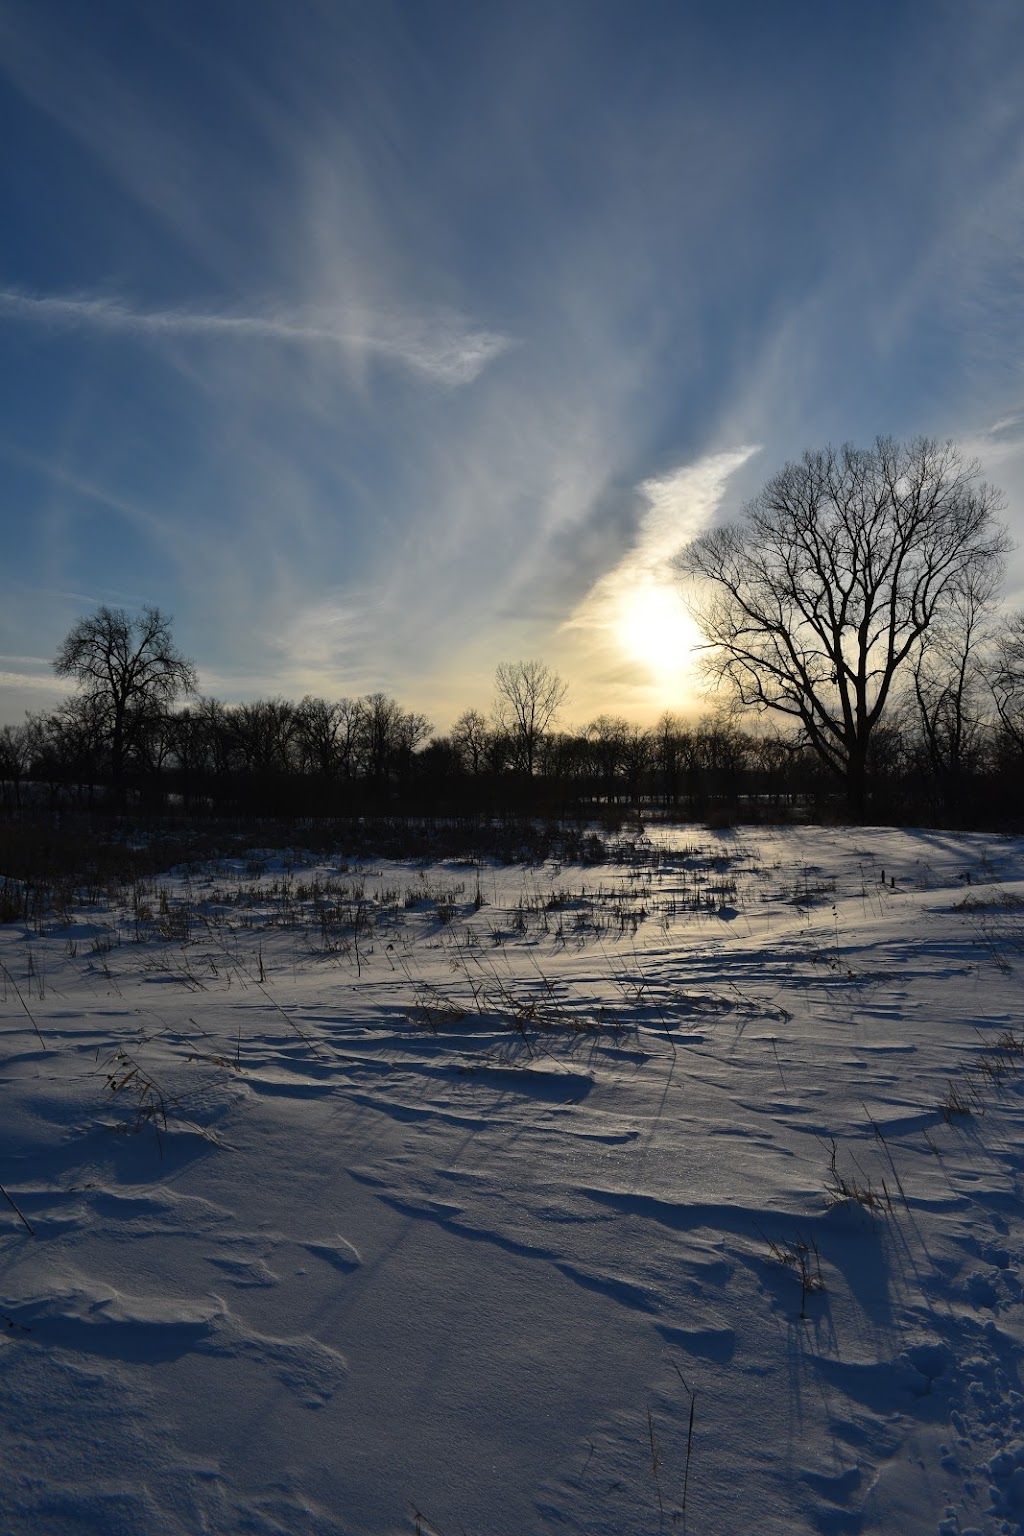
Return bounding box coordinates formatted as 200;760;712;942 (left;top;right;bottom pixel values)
586;715;630;792
53;606;197;799
25;694;109;806
228;699;298;775
0;722;32;811
678;438;1008;817
294;696;363;782
652;712;694;807
450;709;492;775
493;660;568;775
189;697;236;778
356;694;432;784
911;568;998;814
991;610;1024;758
584;716;651;803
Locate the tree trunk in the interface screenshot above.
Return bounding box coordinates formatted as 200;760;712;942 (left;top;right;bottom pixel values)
111;707;127;808
846;749;868;822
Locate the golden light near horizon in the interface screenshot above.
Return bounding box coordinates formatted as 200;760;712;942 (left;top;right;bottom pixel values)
614;575;703;681
559;564;709;719
559;447;760;718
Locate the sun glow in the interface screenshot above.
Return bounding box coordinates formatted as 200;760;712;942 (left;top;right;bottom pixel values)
615;577;702;679
560;446;757;715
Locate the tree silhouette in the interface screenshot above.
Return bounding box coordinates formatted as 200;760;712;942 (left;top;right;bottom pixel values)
678;438;1007;818
992;611;1024;758
493;660;567;776
53;606;196;799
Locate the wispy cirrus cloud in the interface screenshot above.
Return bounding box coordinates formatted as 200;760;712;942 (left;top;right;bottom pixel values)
558;447;760;714
2;1;1024;735
0;290;512;387
0;650;67;699
566;447;760;634
959;408;1024;607
0;669;66;695
0;442;176;544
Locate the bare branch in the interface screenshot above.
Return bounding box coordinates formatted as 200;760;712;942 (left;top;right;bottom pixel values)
677;437;1008;816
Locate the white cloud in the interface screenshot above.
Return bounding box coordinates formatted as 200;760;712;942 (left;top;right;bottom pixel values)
563;446;759;675
0;443;175;549
0;670;65;694
0;290;512;387
959;410;1024;607
984;413;1024;443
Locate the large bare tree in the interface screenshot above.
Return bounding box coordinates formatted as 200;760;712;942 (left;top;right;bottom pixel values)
53;606;197;798
678;438;1007;817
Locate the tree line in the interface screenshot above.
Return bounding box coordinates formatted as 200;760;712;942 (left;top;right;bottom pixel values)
2;640;1023;825
2;435;1022;826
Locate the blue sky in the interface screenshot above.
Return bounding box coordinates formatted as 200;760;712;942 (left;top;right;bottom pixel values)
2;0;1023;730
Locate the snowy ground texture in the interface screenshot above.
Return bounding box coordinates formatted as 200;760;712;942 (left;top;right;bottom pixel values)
4;824;1024;1536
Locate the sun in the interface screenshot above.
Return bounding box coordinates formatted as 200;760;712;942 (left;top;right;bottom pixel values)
615;578;701;679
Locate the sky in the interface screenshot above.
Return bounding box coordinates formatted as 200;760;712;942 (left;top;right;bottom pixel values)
1;0;1023;733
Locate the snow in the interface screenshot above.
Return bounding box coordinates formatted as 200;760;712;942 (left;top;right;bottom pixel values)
3;823;1024;1535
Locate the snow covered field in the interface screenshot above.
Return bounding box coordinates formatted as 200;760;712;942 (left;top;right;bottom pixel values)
3;823;1024;1536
